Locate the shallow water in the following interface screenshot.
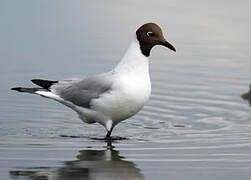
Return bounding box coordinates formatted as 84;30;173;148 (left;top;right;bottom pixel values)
1;0;251;179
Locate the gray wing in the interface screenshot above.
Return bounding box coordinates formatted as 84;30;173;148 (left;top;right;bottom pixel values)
51;72;113;108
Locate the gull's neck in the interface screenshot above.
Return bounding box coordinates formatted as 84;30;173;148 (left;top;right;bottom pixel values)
114;34;149;75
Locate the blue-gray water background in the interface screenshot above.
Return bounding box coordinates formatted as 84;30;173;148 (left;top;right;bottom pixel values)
1;0;251;179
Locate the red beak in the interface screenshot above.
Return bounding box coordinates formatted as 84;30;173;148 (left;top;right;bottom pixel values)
161;40;176;52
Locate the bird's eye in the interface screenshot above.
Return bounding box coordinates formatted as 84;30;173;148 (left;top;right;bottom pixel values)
147;32;154;37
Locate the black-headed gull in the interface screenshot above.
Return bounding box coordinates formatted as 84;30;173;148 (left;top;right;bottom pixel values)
12;23;176;139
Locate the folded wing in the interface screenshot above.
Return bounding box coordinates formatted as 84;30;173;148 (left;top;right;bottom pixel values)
51;73;113;109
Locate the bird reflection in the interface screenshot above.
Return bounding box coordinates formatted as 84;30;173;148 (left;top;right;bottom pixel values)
241;85;251;106
10;144;145;180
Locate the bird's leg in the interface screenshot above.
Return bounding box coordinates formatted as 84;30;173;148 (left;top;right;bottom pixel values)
105;126;114;140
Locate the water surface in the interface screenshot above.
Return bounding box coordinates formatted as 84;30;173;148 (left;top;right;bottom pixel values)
1;0;251;179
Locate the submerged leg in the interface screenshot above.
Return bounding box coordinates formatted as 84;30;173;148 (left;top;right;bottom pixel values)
105;120;113;140
105;126;114;140
105;131;113;147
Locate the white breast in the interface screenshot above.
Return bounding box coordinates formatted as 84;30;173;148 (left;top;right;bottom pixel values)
113;72;151;120
91;35;151;124
92;73;151;124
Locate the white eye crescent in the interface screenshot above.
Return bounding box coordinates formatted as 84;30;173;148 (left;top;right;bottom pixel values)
147;31;154;37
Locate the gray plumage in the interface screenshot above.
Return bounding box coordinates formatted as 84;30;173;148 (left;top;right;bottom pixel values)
51;72;113;109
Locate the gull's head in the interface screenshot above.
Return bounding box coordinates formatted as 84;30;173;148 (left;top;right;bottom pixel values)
136;23;176;57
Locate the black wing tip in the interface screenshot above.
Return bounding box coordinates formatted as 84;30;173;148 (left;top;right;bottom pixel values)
11;87;23;92
31;79;38;83
31;79;58;89
31;79;40;86
31;79;43;84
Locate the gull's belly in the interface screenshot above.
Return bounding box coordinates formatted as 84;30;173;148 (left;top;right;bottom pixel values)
112;87;150;121
92;76;151;123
